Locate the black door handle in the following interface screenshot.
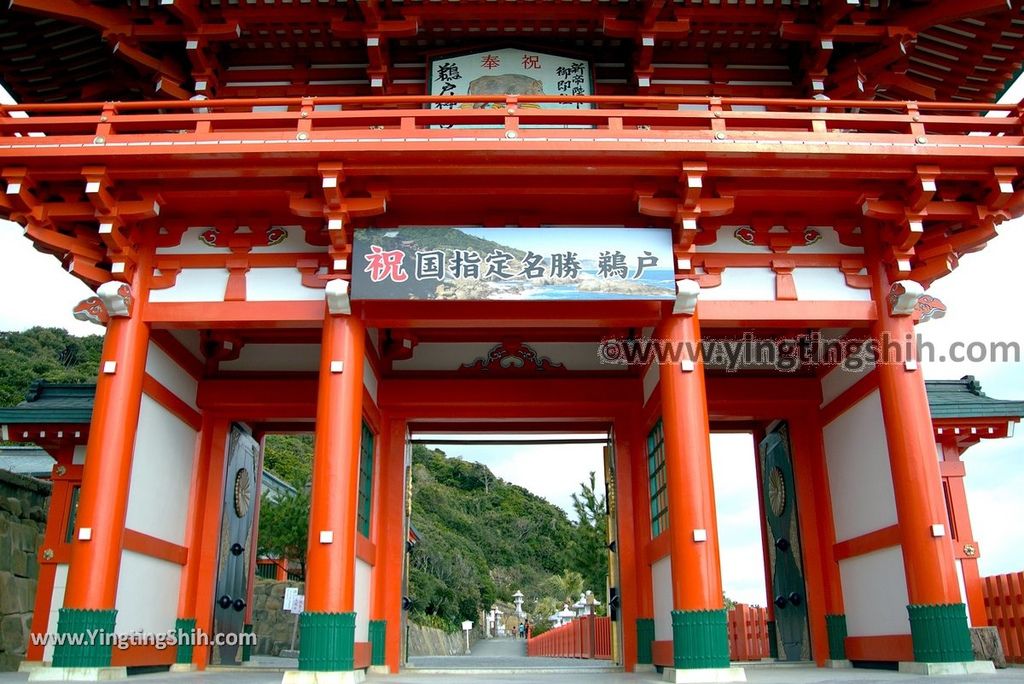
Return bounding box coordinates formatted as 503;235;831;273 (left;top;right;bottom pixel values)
774;594;788;609
230;543;244;556
232;598;246;612
788;592;802;606
218;595;232;609
775;537;791;552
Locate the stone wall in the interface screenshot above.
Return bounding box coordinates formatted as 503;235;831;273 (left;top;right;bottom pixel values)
0;470;49;671
250;578;305;656
407;622;474;657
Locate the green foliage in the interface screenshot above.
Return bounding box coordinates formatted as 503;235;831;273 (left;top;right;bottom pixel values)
257;490;310;580
0;327;103;407
263;433;314;489
568;471;609;602
544;570;585;605
407;445;611;632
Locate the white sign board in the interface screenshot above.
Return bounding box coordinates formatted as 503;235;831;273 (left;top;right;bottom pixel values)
462;620;473;632
290;594;305;615
429;48;592;108
283;587;298;612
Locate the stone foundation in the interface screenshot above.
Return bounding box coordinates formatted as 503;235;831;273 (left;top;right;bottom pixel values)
0;470;49;671
970;626;1006;669
407;623;472;657
250;578;305;657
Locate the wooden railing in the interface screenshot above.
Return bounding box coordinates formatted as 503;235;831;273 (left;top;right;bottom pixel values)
727;603;770;661
0;95;1020;161
983;571;1024;664
527;615;612;660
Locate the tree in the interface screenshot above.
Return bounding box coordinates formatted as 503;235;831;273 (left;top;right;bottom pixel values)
569;471;609;600
257;490;310;580
262;433;313;489
545;569;585;605
0;328;103;408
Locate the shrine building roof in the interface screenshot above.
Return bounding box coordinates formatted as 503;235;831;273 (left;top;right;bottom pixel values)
1;2;1022;104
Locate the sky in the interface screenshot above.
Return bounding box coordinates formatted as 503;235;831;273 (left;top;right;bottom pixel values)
1;88;1022;611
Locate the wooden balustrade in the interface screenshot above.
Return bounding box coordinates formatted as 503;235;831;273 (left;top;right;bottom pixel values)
983;570;1024;664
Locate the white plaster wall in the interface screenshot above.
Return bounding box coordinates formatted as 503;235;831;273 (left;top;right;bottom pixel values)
393;343;494;371
652;556;673;641
156;227;231;255
250;226;322;253
839;547;911;636
791;269;872;302
955;560;971;627
823;390;898;542
698;268;776;301
697;227;772;254
529;343;627;372
149;268;229;303
363;358;378;405
44;564;69;662
114;551;182;635
246;268;326;301
219;344;321;372
355;559;372;642
125;396;198;545
72;446;87;465
167;329;204;363
819;355;876;407
643;362;660;406
146;342;199;411
789;227;864;254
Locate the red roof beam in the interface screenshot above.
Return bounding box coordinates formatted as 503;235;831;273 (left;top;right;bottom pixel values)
896;0;1013;33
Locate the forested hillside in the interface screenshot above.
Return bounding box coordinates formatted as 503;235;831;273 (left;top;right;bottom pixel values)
408;444;607;631
0;327;103;407
2;328;610;632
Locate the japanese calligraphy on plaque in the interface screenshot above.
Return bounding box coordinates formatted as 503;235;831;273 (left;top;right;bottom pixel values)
352;228;674;301
429;48;593;110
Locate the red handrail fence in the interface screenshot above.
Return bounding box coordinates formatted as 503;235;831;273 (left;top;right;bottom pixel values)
526;615;611;660
727;603;770;661
983;571;1024;664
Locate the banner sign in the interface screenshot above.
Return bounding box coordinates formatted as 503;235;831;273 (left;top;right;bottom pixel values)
352;227;675;301
429;48;593;109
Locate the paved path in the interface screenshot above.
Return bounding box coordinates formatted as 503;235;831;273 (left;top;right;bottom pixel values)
408;636;614;670
3;661;1023;683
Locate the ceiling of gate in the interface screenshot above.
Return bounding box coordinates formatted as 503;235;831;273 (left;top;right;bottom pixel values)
2;1;1021;104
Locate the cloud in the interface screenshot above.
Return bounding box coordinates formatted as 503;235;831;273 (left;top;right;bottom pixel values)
711;433;768;607
0;220;98;336
426;441;607;522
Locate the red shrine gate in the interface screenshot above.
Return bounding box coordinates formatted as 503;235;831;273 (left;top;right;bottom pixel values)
1;1;1023;682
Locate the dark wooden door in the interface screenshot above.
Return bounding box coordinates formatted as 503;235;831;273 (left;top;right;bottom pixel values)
211;425;259;664
760;423;810;661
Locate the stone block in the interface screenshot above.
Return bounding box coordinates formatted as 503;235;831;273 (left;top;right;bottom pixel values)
0;574;34;615
970;626;1006;668
13;522;39;551
0;498;21;517
0;613;27;654
10;551;29;579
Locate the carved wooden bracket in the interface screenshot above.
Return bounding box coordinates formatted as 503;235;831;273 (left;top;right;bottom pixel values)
637;162;734;261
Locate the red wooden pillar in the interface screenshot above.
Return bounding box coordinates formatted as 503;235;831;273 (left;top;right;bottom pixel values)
939;441;987;626
870;257;973;665
26;446;78;663
612;410;640;670
292;309;365;674
655;310;732;673
52;280;148;670
370;416;409;672
190;417;232;670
